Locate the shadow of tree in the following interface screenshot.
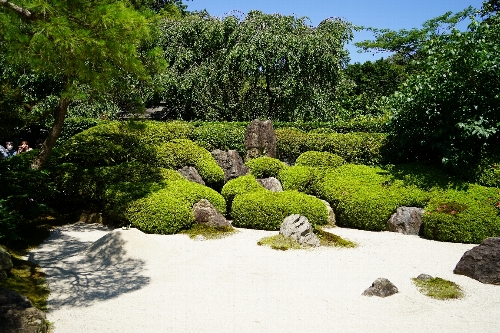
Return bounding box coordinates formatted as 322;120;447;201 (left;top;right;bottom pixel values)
29;226;150;310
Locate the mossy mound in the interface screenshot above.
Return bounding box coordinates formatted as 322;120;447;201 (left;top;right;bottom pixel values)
231;190;328;230
278;165;323;194
180;224;238;240
257;234;302;250
412;277;464;300
245;156;287;178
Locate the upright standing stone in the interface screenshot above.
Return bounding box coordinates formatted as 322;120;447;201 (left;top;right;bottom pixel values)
244;119;276;161
211;149;249;182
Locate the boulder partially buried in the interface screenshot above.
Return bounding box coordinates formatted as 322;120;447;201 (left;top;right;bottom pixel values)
386;207;424;235
362;278;399;297
453;237;500;285
280;214;320;247
177;166;205;185
256;177;283;192
193;199;231;228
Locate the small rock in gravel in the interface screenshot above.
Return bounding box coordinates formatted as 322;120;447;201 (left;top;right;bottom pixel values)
194;235;206;241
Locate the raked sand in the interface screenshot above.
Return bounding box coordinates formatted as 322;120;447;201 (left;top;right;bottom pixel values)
29;222;500;333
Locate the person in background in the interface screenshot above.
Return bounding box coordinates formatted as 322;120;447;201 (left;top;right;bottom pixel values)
17;140;32;154
1;142;17;159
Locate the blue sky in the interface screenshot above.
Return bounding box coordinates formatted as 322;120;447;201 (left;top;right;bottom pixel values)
185;0;484;63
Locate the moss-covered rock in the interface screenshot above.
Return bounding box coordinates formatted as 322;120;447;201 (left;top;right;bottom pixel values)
295;151;345;168
231;190;328;230
245;156;287;178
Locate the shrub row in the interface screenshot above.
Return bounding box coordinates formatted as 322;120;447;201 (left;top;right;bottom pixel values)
276;128;387;165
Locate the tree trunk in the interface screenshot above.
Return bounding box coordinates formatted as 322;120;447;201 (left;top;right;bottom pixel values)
31;96;70;170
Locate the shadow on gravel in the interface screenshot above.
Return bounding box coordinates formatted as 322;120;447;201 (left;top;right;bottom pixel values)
29;226;150;310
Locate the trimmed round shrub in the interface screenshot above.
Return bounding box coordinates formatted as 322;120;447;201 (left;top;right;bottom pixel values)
422;185;500;244
191;122;246;154
153;139;225;187
314;164;429;231
245;156;287;178
295;151;345;168
277;166;322;195
231;190;328;230
58;120;193;167
275;128;309;163
221;175;266;211
126;179;226;234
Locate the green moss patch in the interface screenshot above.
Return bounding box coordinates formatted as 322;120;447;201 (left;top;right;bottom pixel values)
412;277;464;300
0;256;49;311
314;227;357;248
257;234;302;251
180;224;238;239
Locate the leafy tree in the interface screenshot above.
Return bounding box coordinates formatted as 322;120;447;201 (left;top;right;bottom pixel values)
0;0;152;169
340;58;406;117
387;7;500;168
158;11;353;121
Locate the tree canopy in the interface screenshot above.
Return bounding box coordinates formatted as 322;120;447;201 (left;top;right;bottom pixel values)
0;0;153;169
158;11;353;121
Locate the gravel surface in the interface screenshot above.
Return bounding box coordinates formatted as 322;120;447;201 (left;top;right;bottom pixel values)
30;222;500;333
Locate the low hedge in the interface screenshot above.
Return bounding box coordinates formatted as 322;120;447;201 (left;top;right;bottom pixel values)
276;128;387;165
295;151;345;168
245;156;287;178
126;179;226;234
314;164;429;231
190;122;246;154
422;185;500;243
221;175;266;211
231;190;328;230
153;139;225;188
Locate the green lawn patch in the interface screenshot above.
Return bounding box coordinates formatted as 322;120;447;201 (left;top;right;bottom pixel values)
412;277;464;300
180;224;238;239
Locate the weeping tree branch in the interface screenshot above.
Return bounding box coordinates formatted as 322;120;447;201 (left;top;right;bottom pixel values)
0;0;33;20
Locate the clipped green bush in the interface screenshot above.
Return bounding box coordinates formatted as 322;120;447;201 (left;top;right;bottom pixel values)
295;151;345;168
153;139;225;187
191;122;246;154
314;164;429;231
57;117;106;145
58;120;193;167
231;190;328;230
277;165;322;195
126;179;226;234
221;175;266;210
276;128;387;165
422;185;500;244
245;156;287;178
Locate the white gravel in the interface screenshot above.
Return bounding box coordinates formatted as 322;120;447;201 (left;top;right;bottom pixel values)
29;222;500;333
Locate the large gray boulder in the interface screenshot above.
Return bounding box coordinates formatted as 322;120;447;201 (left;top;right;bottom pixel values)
177;166;205;185
453;237;500;285
386;206;424;235
211;149;249;182
193;199;231;228
362;278;399;297
256;177;283;192
0;288;48;333
244;119;276;161
280;214;320;247
0;246;13;279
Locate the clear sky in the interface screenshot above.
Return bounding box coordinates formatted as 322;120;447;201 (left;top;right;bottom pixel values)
185;0;484;63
